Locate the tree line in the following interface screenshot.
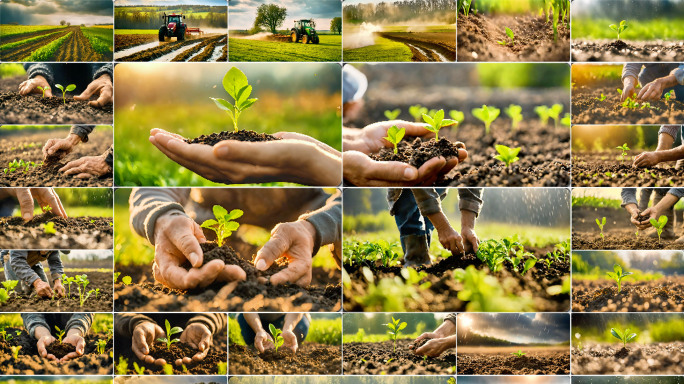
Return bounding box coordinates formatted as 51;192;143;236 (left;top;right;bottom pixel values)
343;0;456;24
115;6;227;29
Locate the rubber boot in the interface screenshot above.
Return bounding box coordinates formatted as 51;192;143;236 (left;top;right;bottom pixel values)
402;234;432;268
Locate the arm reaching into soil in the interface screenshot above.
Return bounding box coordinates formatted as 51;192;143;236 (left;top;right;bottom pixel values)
59;150;113;179
622;188;651;229
0;188;67;221
43;125;95;158
281;313;304;354
243;314;275;353
639;190;684;224
18;75;52;97
413;314;456;357
148;128;341;186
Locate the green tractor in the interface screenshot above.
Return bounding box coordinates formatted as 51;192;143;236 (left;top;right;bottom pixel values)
290;19;319;44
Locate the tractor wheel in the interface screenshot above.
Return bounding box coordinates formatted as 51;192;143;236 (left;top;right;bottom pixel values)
302;34;309;44
177;28;185;41
313;35;319;44
291;31;298;42
158;26;167;42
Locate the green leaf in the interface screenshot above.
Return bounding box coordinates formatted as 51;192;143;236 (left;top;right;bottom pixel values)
433;109;444;127
602;217;606;226
441;119;457;127
449;110;464;123
622;271;633;277
649;218;658;227
609;24;617;31
236;85;252;105
238;98;258;111
226;209;244;221
611;328;623;340
55;84;64;91
213;205;228;219
65;84;76;92
658;215;668;226
121;276;132;285
211;97;233;112
169;327;183;335
269;323;277;335
613;264;622;275
505;27;514;40
201;219;218;228
223;67;249;99
421;113;434;127
625;333;637;342
224;222;240;232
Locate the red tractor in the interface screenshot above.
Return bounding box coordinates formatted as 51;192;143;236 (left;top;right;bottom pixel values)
159;13;201;41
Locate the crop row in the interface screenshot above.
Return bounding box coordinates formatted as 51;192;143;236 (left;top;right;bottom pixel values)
0;25;65;39
0;31;61;51
82;28;113;54
22;31;72;61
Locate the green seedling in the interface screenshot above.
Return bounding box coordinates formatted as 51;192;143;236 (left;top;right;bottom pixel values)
606;264;633;294
409;104;428;122
610;327;636;348
461;0;473;17
596;217;606;240
422;109;455;141
75;274;93;307
448;378;456;384
0;289;8;304
217;362;227;375
42;204;52;212
54;84;76;106
62;274;74;297
42;222;57;235
448;110;465;128
497;27;514;45
595;94;607;101
117;356;129;375
384;109;401;120
472;105;500;135
649;215;668;243
385;316;407;353
616;143;630;162
11;346;21;359
114;272;121;283
55;326;65;343
384;125;405;154
1;280;18;297
504;104;523;130
96;339;107;355
534;105;550;126
0;327;11;341
133;362;145;375
211;67;258;132
664;90;673;102
522;256;537;275
163;364;173;375
609;20;628;40
121;276;132;285
94;288;100;299
493;145;520;167
36;85;49;98
511;350;526;357
182;364;188;373
200;205;243;247
268;323;285;353
157;319;183;350
548;104;563;128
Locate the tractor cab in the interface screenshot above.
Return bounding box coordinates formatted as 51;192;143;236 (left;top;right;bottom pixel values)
159;12;187;41
291;19;319;44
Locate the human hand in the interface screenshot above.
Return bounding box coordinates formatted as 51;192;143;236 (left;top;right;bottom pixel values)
176;322;212;365
621;77;637;102
633;151;662;168
73;74;112;107
19;75;52;97
60;155;112;178
33;279;54;298
282;330;298;354
132;321;166;365
461;227;479;253
344;120;448;154
436;225;465;256
638;78;669;101
53;280;66;298
36;329;58;361
3;188;67;221
254;330;275;353
343;151;459;186
625;204;650;230
413;337;449;357
152;212;245;290
59;330;85;363
253;220;315;287
42;133;81;159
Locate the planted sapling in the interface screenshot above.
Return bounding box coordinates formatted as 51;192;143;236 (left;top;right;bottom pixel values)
461;0;473;17
606;264;633;294
664;90;673;102
449;110;465;127
11;346;21;359
210;67;258;133
157;319;183;350
511;350;526;357
121;276;132;285
200;205;244;247
422;109;456;141
268;323;285;353
548;104;563;129
534;105;550;126
42;222;57;235
409;105;427;122
609;20;628;40
114;272;121;283
610;327;636;349
649;215;668;243
54;84;76;106
55;326;65;343
493;145;521;167
596;217;606;241
504;104;522;130
96;339;107;355
0;289;8;304
595;94;607;101
1;280;18;297
616;143;630;162
36;85;49;98
497;27;514;45
522;256;537;275
384;109;401;120
384;125;405;154
133;362;145;375
472;105;500;135
385;316;407;353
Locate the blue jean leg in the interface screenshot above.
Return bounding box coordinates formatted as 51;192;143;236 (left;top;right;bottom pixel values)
393;190;446;252
2;260;48;293
238;314;310;346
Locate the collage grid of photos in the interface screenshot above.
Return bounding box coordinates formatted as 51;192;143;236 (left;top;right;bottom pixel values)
0;0;682;384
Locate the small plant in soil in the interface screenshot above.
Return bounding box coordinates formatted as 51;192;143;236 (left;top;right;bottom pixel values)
534;105;550;126
385;316;407;353
616;143;630;162
422;109;456;141
55;84;76;106
472;105;500;135
449;110;465;126
649;215;668;243
268;323;285;353
511;350;526;357
117;356;129;375
497;27;514;46
595;94;607;101
96;339;107;355
522;256;537;275
606;264;633;295
460;0;473;17
75;274;94;307
611;327;636;348
200;205;243;247
1;280;18;296
609;20;628;40
55;326;66;343
11;345;21;359
548;104;563;129
663;90;673;102
504;104;522;130
36;85;49;98
210;67;258;133
114;272;120;283
384;125;405;154
217;362;227;375
133;362;145;375
595;217;606;241
409;105;428;122
384;109;401;120
163;364;173;375
41;222;57;235
157;319;183;350
493;145;520;167
121;276;132;285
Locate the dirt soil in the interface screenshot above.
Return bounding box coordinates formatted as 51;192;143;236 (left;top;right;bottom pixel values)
0;76;113;125
116;34;226;62
372;137;463;168
572;84;684;124
0;129;113;187
114;238;340;312
458;346;569;375
344;246;570;312
172;35;226;62
0;270;113;312
343;339;454;375
572;150;683;187
186;130;280;146
117;339;226;375
572;40;684;62
0;212;113;249
115;34;157;51
457;14;569;61
51;27;111;62
0;327;113;374
0;28;74;62
572;277;684;312
229;343;341;375
380;32;456;62
572;342;684;375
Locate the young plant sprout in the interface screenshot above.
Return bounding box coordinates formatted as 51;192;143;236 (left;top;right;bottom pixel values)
504;104;523;130
121;276;132;285
1;280;17;296
54;84;76;106
11;346;21;359
55;326;66;343
163;364;173;375
384;125;405;154
596;217;606;241
217;362;228;375
606;264;633;294
42;222;57;235
448;110;465;126
409;105;427;122
421;109;456;141
522;256;537;275
534;105;550;126
385;316;407;353
511;350;526;357
616;143;630;162
210;67;258;133
96;339;107;355
117;356;129;375
497;27;514;45
36;85;49;98
384;109;401;120
157;319;183;350
493;145;520;167
561;113;571;127
114;272;121;283
650;215;668;243
547;104;563;128
472;105;500;135
200;205;244;247
609;20;628;40
133;362;145;375
595;94;607;101
268;323;285;353
610;327;636;348
461;0;473;17
663;90;674;102
0;289;8;304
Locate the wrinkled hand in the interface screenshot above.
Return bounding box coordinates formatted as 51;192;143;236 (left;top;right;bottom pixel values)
176;323;212;365
33;279;54;298
73;74;112;107
281;330;299;353
254;330;275;353
60;155;112;178
53;280;66;298
461;227;479;253
132;321;166;365
3;188;67;221
436;225;464;256
254;220;315;287
345;120;444;154
42;134;80;159
19;75;52;97
343;151;460;186
638;79;667;101
621;79;637;102
37;334;58;361
413;337;449;357
60;331;85;363
153;212;245;290
637;206;659;229
633;151;661;168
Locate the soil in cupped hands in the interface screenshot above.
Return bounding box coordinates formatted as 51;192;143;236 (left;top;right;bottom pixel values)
0;212;113;249
572;277;684;312
371;137;463;168
46;342;76;359
120;340;226;375
186;130;280;146
343;339;454;375
229;342;342;375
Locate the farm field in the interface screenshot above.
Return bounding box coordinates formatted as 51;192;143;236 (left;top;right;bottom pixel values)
114;32;227;62
344;25;455;62
0;26;113;62
0;126;113;187
228;34;341;62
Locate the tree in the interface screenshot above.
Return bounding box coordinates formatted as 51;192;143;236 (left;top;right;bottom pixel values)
254;3;287;34
330;17;342;34
60;20;66;26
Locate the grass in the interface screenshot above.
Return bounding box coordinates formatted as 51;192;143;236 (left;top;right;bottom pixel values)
81;27;113;54
571;64;623;85
0;31;62;51
228;35;341;62
572;17;684;41
0;25;66;39
572;196;622;209
343;36;413;62
0;64;26;78
229;316;341;346
114;29;159;35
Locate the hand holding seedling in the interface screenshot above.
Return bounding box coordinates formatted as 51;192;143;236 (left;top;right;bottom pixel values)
18;75;52;97
59;329;86;363
254;219;316;287
344;120;460;155
1;187;67;221
254;329;276;353
620;77;638;102
132;320;167;365
73;73;113;107
175;322;213;365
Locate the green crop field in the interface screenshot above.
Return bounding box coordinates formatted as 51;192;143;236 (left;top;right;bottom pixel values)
572;18;684;40
228;35;342;62
343;36;412;62
0;25;66;39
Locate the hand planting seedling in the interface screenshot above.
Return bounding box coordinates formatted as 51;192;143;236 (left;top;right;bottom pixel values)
385;316;407;353
409;105;428;122
548;104;563;129
511;350;526;357
493;145;520;167
268;323;285;353
611;327;636;348
42;222;57;235
200;205;244;247
534;105;550;126
36;85;49;98
595;94;607;101
616;143;630;162
422;109;456;141
609;20;628;40
504;104;522;130
384;109;401;120
595;217;606;241
606;264;633;294
96;339;107;355
157;319;183;350
497;27;514;45
649;215;668;243
55;325;66;343
472;105;500;135
54;84;76;106
384;125;405;154
210;67;258;133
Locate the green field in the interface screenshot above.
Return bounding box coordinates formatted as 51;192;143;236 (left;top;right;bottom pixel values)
572;18;684;40
114;29;158;35
0;25;66;39
343;36;412;62
228;35;341;62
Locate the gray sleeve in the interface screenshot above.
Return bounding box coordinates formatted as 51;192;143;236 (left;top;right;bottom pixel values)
673;65;684;85
300;189;341;255
411;189;442;216
92;63;113;81
667;188;684;199
115;313;155;338
65;313;94;335
187;313;227;335
9;250;40;286
458;188;484;216
24;63;55;85
22;313;49;337
659;125;680;140
129;188;191;244
46;251;64;281
622;63;642;82
70;125;96;143
621;188;638;207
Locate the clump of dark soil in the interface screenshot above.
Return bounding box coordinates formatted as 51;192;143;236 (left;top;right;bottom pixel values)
46;343;76;359
572;151;683;187
572;342;684;374
0;212;113;249
186;130;280;146
572;39;684;62
572;277;684;312
371;137;463;168
458;347;569;375
229;343;341;374
118;340;226;375
343;339;454;375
